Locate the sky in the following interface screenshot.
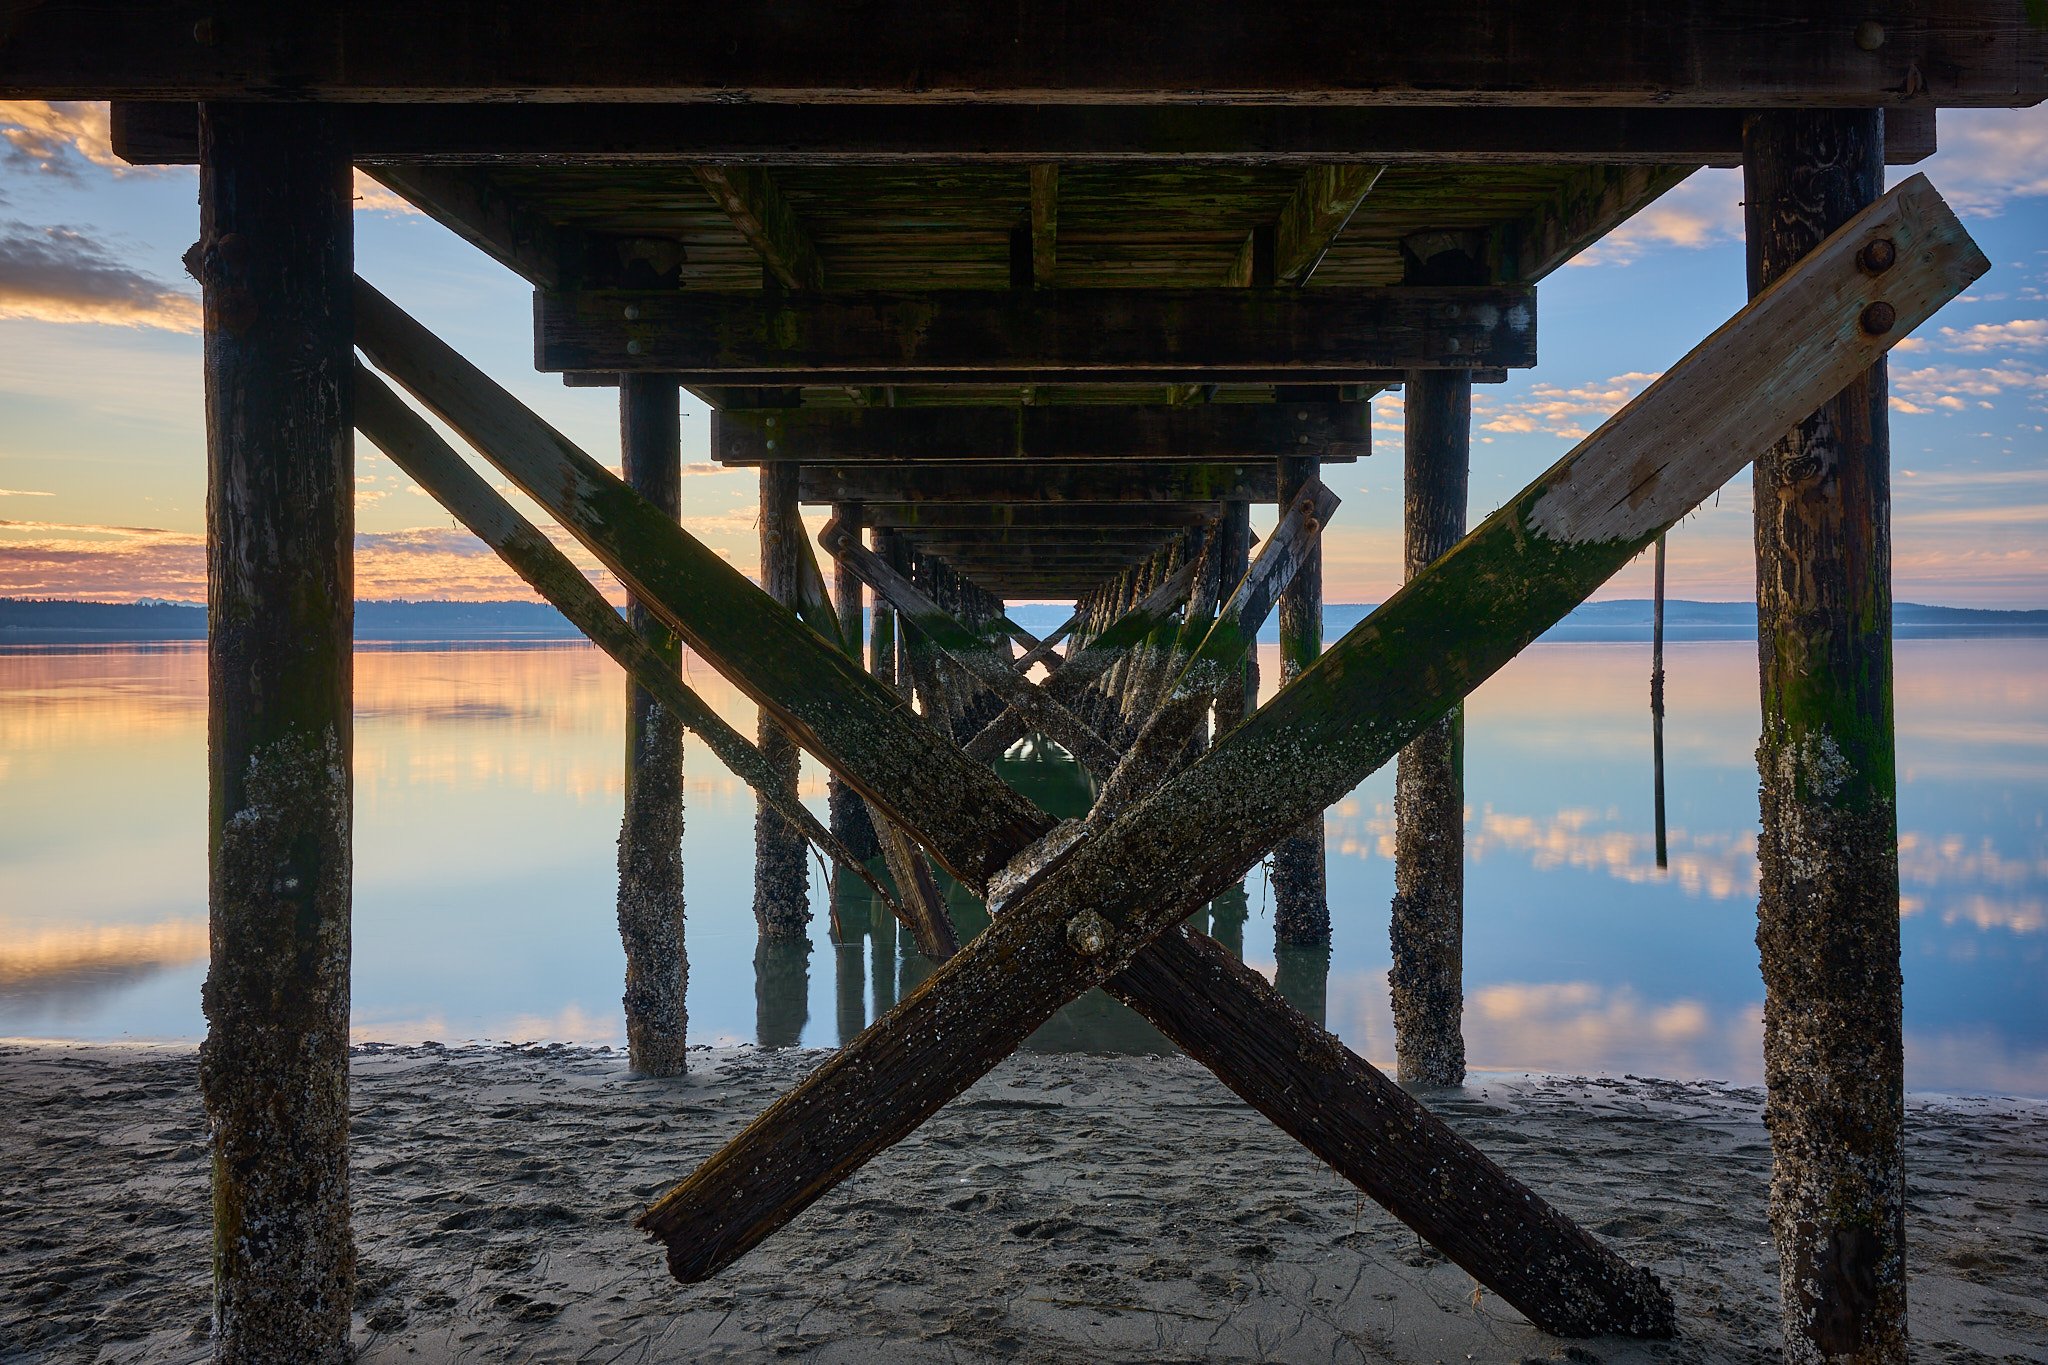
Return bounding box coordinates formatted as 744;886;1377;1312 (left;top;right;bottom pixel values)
0;100;2043;607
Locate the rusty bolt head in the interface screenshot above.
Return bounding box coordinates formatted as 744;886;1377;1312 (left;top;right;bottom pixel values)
1854;20;1886;51
626;339;645;356
192;17;219;45
623;303;641;321
1858;238;1898;274
1066;910;1112;957
1859;301;1897;336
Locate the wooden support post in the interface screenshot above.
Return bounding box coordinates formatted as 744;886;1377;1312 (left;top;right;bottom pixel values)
1272;454;1329;945
828;503;881;862
754;464;812;939
617;373;690;1076
1213;500;1257;730
870;528;900;692
195;101;355;1364
1390;368;1471;1087
754;939;811;1048
1744;109;1906;1365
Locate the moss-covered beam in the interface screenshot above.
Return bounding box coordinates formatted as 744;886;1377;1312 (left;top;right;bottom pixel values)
798;461;1276;505
692;165;826;292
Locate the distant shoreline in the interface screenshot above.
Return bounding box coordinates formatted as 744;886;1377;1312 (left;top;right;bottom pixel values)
5;595;2047;645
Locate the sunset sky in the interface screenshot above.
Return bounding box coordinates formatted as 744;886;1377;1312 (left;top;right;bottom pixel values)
1;100;2043;607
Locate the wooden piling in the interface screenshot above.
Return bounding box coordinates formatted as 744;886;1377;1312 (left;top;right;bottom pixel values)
617;372;689;1077
828;503;881;861
195;101;355;1364
1744;109;1906;1365
1389;369;1470;1087
1272;454;1329;944
754;463;812;938
869;528;900;694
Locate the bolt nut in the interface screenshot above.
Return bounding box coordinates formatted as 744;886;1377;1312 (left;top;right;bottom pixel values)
1066;910;1112;957
1854;19;1886;51
623;304;642;321
192;17;218;44
625;339;644;356
1858;238;1897;274
1859;301;1897;336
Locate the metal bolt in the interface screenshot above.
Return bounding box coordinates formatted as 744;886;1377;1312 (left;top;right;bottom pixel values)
192;17;218;44
1854;20;1886;51
1858;238;1897;274
1859;301;1897;335
1298;434;1309;444
765;439;776;451
765;415;778;427
623;304;641;321
626;339;644;356
1066;910;1112;957
1296;410;1309;420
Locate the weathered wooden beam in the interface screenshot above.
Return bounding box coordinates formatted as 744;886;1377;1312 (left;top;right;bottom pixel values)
634;175;1983;1332
753;465;814;939
1013;612;1078;672
897;526;1187;552
23;5;2045;106
108;100;1941;167
1745;109;1907;1360
827;504;881;864
713;402;1368;465
352;363;896;917
537;287;1536;380
353;276;1050;889
1029;164;1059;287
799;462;1275;505
617;371;690;1077
692;166;825;292
364;165;580;290
821;515;1121;774
867;502;1221;530
196;101;355;1365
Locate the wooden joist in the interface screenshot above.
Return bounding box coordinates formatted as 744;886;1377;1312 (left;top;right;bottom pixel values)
1028;165;1059;286
631;174;1982;1327
713;402;1368;465
1238;165;1383;287
797;462;1276;505
692;167;826;292
865;502;1221;530
535;286;1536;380
108;100;1940;168
19;3;2044;106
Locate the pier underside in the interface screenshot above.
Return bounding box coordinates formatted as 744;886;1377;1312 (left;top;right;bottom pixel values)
9;5;2040;1358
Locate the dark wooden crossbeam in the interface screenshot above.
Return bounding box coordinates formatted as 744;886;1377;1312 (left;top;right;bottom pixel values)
692;166;826;292
867;502;1221;530
633;176;1984;1333
898;527;1187;552
713;402;1367;465
17;3;2042;105
798;462;1275;505
538;286;1534;380
109;101;1940;167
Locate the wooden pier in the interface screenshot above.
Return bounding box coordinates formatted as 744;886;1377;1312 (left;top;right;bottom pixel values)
8;5;2041;1359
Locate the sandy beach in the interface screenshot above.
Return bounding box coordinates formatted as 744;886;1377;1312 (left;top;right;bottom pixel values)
2;1042;2043;1363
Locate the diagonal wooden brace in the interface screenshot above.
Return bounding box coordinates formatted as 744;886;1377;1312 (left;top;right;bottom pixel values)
635;175;1985;1334
961;555;1201;764
349;361;900;916
354;273;1673;1336
820;515;1120;774
1010;611;1076;673
355;274;1686;1337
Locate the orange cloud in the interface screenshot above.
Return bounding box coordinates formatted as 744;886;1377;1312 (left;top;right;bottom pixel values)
1476;372;1661;440
0;100;125;175
0;221;199;331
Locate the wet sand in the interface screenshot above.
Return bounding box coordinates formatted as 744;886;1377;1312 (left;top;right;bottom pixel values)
3;1042;2044;1362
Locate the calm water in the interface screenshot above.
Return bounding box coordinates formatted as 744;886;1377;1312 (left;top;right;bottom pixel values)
2;638;2043;1095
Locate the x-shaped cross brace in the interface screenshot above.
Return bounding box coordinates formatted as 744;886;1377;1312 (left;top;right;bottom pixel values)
354;175;1981;1339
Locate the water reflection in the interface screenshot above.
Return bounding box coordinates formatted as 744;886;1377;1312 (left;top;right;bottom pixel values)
2;638;2044;1097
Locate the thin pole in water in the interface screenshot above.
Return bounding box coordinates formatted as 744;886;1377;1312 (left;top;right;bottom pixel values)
1652;534;1668;870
